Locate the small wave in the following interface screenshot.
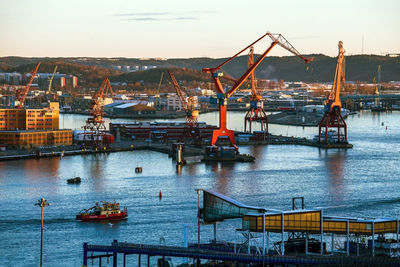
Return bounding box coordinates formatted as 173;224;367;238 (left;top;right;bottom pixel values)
320;197;400;214
0;218;75;225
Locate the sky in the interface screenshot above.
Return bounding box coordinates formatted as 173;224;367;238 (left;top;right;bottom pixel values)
1;0;399;59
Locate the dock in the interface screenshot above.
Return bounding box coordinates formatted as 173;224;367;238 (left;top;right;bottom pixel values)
0;133;352;162
82;240;400;266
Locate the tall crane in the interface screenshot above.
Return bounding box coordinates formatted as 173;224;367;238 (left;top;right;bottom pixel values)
155;72;164;109
318;41;347;143
15;62;41;108
82;77;114;148
244;46;268;133
203;32;312;149
167;70;199;127
47;66;58;93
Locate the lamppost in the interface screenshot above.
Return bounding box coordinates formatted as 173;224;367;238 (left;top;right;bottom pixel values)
35;198;50;267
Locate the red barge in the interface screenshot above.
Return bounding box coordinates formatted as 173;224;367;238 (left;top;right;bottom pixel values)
76;201;127;221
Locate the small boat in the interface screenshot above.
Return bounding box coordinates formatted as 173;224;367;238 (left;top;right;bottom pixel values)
67;177;81;184
76;201;128;221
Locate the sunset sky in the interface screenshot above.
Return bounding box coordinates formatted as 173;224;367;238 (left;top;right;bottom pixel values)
1;0;399;58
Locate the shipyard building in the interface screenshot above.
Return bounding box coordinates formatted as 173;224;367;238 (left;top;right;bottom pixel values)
0;102;72;149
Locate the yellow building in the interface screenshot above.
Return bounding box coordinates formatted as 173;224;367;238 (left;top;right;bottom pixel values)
0;102;59;131
0;129;72;149
0;102;71;148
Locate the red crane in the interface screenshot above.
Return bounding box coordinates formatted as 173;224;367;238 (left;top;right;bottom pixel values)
318;41;347;143
167;70;199;126
82;78;114;148
16;62;41;108
203;32;312;149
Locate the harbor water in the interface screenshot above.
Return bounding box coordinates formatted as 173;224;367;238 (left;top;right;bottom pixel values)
1;111;400;266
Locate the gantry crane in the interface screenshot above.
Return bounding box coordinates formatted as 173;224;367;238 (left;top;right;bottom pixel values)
82;77;114;148
167;70;199;127
203;32;312;149
244;46;268;133
318;41;347;143
15;62;41;108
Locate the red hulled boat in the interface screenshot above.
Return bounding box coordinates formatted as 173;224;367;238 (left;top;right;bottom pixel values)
76;201;128;221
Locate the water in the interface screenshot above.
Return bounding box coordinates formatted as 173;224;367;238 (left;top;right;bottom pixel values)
1;111;399;266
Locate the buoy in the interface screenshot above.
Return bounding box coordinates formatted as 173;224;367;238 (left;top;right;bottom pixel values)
159;191;162;199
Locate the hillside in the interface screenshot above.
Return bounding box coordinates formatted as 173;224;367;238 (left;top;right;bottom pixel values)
1;54;399;84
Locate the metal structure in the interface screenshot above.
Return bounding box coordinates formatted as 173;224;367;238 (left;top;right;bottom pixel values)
82;78;113;148
244;46;268;133
35;198;50;267
198;189;400;258
15;62;41;108
167;70;199;127
203;32;312;149
154;72;164;109
47;65;58;93
81;240;400;266
318;41;348;143
82;189;400;266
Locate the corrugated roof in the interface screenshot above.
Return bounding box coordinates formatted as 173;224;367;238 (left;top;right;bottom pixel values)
114;103;138;109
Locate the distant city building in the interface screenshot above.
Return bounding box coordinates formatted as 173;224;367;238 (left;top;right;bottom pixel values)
0;72;23;84
167;93;184;111
5;72;78;89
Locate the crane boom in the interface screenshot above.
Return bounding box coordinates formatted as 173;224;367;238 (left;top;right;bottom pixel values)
157;72;164;95
248;46;256;94
167;70;188;113
327;41;345;112
266;33;313;64
96;78;114;98
16;62;41;108
47;65;58;92
203;32;312;98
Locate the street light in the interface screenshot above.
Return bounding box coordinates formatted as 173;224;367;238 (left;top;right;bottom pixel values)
35;198;50;267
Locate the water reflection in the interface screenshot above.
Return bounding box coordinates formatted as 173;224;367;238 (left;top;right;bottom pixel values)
320;149;347;202
205;162;236;195
248;145;265;169
85;154;109;191
22;158;60;180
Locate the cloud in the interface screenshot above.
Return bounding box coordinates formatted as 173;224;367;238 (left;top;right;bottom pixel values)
114;12;170;17
123;16;197;21
115;10;215;22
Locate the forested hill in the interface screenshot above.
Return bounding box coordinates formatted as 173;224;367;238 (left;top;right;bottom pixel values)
1;54;399;83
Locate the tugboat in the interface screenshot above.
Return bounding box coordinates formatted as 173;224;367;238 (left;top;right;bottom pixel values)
76;201;128;221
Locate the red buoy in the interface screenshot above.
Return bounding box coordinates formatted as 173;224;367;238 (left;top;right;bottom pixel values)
159;191;162;199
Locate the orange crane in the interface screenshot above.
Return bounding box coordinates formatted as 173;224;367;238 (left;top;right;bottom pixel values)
82;77;114;148
15;62;41;108
167;70;199;127
95;77;114;99
203;32;312;149
244;46;268;133
318;41;347;143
